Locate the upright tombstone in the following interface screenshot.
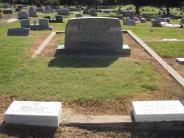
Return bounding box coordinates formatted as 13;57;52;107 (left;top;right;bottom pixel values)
20;19;30;28
3;8;13;14
56;15;63;22
28;10;37;17
57;8;70;16
39;18;52;30
5;101;62;127
181;18;184;24
59;17;130;55
152;20;162;27
89;8;97;16
17;11;29;19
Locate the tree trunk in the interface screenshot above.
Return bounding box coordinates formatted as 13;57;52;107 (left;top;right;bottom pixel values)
166;5;170;16
135;5;140;15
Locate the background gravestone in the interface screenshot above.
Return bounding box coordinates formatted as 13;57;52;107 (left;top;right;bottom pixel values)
21;19;30;28
123;19;136;26
28;10;37;17
18;11;29;19
89;8;97;16
152;20;162;27
3;8;13;14
7;28;30;36
57;8;70;16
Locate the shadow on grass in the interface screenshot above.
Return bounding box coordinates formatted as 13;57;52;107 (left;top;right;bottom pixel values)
48;55;119;68
0;122;56;138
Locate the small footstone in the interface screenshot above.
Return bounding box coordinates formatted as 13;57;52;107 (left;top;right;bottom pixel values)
5;101;62;127
132;100;184;122
176;58;184;64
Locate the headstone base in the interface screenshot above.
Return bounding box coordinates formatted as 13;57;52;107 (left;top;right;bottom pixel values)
30;25;53;30
56;45;131;56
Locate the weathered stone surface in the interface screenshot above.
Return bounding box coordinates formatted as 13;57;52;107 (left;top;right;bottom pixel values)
17;11;29;19
5;101;62;127
20;19;30;28
65;17;123;51
7;28;29;36
132;100;184;122
57;8;69;16
123;19;136;26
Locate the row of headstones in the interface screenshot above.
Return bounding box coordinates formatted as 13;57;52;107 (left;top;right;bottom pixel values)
7;18;52;36
4;100;184;127
152;17;184;27
17;11;37;19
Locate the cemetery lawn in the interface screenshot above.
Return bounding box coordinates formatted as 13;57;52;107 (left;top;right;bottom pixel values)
0;15;184;101
123;22;184;57
0;21;161;101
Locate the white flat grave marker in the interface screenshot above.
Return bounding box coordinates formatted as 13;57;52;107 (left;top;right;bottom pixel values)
132;100;184;122
5;101;62;127
176;58;184;64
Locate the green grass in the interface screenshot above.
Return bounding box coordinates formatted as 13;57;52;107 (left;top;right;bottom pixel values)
0;20;161;101
0;6;184;101
2;56;159;101
147;42;184;57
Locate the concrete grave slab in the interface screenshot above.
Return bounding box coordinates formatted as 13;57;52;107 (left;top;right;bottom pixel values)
5;101;62;127
132;100;184;122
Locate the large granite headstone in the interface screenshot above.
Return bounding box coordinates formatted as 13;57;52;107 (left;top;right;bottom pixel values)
60;17;130;55
18;11;29;19
132;100;184;122
7;28;29;36
5;101;62;127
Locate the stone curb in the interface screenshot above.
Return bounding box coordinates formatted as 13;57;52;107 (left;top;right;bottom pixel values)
32;32;56;58
126;30;184;88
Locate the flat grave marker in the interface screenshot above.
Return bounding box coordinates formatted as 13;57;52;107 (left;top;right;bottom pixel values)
5;101;62;127
132;100;184;122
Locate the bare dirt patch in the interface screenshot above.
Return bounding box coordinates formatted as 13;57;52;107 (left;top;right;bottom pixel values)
27;34;49;56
